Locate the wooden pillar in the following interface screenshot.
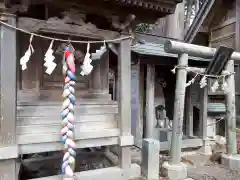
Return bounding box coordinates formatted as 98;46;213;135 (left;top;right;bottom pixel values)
90;50;109;95
100;50;109;94
0;13;19;180
170;53;188;164
131;62;141;146
199;87;208;140
186;86;193;137
90;61;102;93
118;38;132;176
225;60;237;155
145;64;155;139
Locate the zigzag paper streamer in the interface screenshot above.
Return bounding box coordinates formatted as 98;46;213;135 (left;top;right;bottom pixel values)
20;34;34;70
61;46;76;178
44;39;57;75
91;43;107;60
81;43;93;76
211;80;219;93
199;76;207;88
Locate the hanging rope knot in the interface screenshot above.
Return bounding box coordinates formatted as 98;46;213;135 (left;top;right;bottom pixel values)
61;46;76;178
171;65;187;74
185;73;199;88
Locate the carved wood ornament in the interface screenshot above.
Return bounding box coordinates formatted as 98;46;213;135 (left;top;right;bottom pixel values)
4;0;30;13
47;10;98;30
47;9;137;33
110;14;136;33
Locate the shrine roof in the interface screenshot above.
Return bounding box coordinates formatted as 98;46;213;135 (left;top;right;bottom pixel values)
112;0;183;14
4;0;183;20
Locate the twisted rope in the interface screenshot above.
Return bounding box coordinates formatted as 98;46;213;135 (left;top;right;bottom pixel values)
60;47;76;178
0;20;132;43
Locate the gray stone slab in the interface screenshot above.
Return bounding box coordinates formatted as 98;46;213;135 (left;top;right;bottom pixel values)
162;161;187;180
142;139;160;180
221;154;240;171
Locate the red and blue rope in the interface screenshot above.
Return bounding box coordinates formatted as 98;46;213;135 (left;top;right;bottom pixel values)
60;46;76;178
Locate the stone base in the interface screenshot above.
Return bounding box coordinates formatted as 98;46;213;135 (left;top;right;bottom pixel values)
197;141;212;155
142;139;160;180
221;154;240;170
162;161;187;180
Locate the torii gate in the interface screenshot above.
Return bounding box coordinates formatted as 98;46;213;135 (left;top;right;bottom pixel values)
162;40;240;179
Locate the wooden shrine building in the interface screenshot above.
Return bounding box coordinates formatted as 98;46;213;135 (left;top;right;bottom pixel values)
0;0;182;180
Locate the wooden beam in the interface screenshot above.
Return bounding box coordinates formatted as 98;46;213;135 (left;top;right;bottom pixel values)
186;67;230;75
17;17;120;40
28;164;140;180
106;138;203;161
0;13;19;180
211;17;236;31
160;138;203;151
19;135;120;154
22;150;105;166
164;40;240;61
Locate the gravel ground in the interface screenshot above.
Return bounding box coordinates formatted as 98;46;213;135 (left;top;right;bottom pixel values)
181;154;240;180
187;165;240;180
131;146;240;180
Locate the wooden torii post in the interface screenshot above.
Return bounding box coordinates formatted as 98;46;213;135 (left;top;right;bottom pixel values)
162;40;240;179
0;12;19;180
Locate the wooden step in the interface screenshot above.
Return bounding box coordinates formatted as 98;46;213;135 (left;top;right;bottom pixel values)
17;103;118;117
17;118;117;134
17;90;113;102
17;114;116;125
44;81;87;89
17;128;120;144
